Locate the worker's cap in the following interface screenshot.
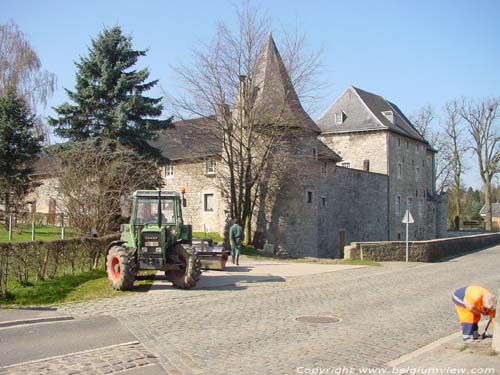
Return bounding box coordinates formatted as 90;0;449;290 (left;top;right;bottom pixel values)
483;293;497;310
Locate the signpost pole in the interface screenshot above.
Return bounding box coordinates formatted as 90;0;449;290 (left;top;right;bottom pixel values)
402;210;413;263
406;219;409;262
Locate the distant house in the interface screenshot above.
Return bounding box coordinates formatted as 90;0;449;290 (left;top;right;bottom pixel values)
27;151;65;225
479;204;500;230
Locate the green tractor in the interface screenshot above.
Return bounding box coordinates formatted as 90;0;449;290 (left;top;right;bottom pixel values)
106;190;201;290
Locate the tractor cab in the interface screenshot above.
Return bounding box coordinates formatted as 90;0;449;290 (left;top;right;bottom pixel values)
107;190;199;291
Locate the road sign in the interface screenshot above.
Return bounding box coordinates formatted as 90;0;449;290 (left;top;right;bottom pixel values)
402;210;414;263
402;210;414;224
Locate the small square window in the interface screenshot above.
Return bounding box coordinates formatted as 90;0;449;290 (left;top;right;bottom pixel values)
165;164;174;178
418;199;424;217
321;197;326;207
395;195;401;215
205;159;216;175
321;162;327;175
204;194;214;212
341;161;351;168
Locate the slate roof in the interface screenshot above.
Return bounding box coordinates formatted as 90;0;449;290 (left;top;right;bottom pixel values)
313;139;342;162
148;117;222;161
317;86;431;147
479;204;500;218
251;33;321;133
149;115;341;163
31;147;61;177
151;33;326;163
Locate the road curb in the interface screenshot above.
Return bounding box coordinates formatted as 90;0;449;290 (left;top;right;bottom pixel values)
0;315;74;329
385;331;460;368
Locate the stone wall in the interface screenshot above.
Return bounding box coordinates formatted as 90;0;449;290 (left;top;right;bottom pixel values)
344;232;500;262
387;132;435;241
256;133;324;258
319;130;440;243
264;141;389;258
435;192;449;237
320;167;388;258
162;159;226;234
319;131;388;174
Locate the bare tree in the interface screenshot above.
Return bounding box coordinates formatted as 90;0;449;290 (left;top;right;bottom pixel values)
460;97;500;231
411;104;435;139
0;21;56;142
411;105;452;193
170;3;322;241
442;100;466;229
51;140;162;236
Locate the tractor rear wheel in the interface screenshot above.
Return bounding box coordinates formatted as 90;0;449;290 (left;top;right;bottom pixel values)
166;245;201;289
106;246;136;290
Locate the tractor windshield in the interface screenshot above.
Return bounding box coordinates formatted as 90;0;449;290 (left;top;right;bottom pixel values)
135;197;176;225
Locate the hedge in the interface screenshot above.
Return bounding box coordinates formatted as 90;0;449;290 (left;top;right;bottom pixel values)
0;234;119;298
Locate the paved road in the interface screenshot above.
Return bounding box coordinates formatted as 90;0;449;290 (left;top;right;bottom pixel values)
2;246;500;374
0;316;137;366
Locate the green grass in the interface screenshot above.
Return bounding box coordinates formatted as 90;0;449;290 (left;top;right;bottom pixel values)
0;270;156;307
192;231;224;244
0;224;76;243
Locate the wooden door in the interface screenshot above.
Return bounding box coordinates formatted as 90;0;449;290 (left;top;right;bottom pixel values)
339;230;345;259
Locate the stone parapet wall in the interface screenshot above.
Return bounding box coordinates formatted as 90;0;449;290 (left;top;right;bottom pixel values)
345;233;500;262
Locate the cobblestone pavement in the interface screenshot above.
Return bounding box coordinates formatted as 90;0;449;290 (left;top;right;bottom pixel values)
8;247;500;374
0;342;158;375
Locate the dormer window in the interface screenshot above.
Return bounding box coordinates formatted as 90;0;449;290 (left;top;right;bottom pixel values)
205;159;217;175
335;111;346;125
382;110;394;124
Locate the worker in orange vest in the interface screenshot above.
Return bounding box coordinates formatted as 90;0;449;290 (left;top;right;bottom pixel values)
452;286;496;342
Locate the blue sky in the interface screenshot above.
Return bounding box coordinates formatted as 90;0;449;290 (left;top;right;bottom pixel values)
1;0;499;188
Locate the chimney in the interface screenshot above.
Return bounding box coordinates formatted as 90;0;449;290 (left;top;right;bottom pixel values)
238;75;247;100
236;75;247;125
363;159;370;172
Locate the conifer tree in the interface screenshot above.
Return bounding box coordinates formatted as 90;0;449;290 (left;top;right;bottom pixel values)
0;87;42;221
49;26;170;155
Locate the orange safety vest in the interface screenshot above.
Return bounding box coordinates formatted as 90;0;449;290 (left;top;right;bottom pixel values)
453;286;496;324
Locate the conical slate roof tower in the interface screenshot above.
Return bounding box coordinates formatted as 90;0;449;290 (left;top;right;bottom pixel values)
251;33;320;133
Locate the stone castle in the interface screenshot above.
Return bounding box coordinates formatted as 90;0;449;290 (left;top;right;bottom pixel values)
29;33;448;258
151;34;448;258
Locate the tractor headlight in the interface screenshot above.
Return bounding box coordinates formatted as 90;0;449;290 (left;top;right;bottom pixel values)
142;247;148;252
155;247;162;253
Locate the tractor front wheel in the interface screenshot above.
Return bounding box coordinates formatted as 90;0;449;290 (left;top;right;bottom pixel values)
166;245;201;289
106;246;136;290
